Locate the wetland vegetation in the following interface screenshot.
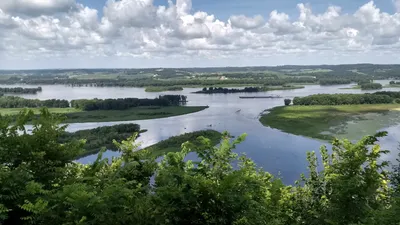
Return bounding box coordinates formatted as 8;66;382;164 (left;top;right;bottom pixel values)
259;104;400;140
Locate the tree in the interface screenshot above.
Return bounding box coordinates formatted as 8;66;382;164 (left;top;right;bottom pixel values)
0;108;398;225
284;99;291;106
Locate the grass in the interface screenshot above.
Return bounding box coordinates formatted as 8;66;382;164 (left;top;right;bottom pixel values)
145;86;184;92
143;130;222;157
0;108;81;115
0;106;208;123
259;104;400;140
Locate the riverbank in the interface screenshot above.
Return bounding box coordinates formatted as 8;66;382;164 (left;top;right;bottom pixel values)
259;104;400;140
0;106;208;123
143;130;222;157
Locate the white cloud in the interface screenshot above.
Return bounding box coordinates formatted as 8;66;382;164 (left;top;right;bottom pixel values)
2;0;400;68
229;15;265;29
394;0;400;12
0;0;76;16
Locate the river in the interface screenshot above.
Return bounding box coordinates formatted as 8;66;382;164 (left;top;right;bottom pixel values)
2;81;400;183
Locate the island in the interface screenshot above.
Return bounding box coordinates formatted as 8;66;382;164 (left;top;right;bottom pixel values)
0;95;208;123
260;92;400;140
143;130;222;157
193;85;304;94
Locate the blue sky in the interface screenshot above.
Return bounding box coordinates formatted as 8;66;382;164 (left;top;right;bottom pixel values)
79;0;395;19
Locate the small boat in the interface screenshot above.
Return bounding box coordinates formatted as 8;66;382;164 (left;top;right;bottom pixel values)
236;109;241;113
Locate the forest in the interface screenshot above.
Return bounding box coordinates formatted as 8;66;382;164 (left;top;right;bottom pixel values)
0;87;42;94
0;96;69;108
292;93;395;105
0;109;399;225
71;95;187;111
194;87;261;94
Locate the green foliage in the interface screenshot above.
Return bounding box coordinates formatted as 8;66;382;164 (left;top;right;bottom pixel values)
0;87;41;94
361;83;383;90
145;86;184;92
71;95;187;111
293;93;393;105
194;87;260;94
0;109;399;224
144;130;222;157
284;99;291;106
0;96;69;108
259;104;400;140
319;78;351;85
59;123;145;157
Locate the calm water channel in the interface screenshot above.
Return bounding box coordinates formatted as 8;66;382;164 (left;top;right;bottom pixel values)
3;81;400;183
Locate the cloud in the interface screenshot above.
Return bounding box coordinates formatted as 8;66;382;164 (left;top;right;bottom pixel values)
229;15;265;29
0;0;76;16
394;0;400;12
2;0;400;68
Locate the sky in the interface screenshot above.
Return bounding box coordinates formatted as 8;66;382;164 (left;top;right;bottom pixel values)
0;0;400;69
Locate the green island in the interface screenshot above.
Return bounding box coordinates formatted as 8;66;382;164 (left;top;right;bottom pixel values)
0;95;208;123
261;92;400;140
60;124;146;158
193;85;304;94
260;104;400;140
144;86;184;92
143;130;222;157
0;106;208;123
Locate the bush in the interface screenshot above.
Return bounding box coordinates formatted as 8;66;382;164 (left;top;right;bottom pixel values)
284;99;291;106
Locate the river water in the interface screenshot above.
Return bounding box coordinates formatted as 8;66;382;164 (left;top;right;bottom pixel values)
3;81;400;183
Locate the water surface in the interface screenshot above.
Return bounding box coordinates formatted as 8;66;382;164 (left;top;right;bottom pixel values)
3;81;399;183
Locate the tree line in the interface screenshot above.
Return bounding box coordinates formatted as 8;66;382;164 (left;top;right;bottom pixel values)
0;109;399;225
292;93;394;105
0;87;42;94
71;95;187;111
0;77;317;87
0;95;187;110
361;83;383;90
194;87;261;94
0;96;69;108
319;78;351;85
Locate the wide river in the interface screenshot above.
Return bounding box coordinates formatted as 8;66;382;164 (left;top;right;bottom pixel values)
3;80;400;183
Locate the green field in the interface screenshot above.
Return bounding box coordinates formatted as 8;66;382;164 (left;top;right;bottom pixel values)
143;130;222;157
259;104;400;140
0;108;81;115
0;106;208;123
144;86;184;92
